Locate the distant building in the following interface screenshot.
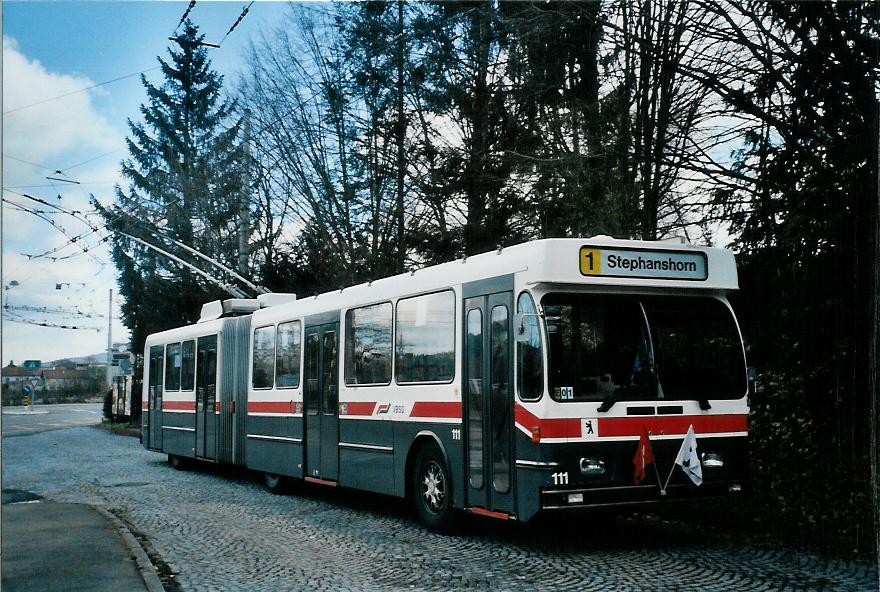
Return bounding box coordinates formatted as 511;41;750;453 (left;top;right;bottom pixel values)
2;361;104;405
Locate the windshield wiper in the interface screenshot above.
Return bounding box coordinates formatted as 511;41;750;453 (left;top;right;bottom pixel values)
597;395;616;413
698;398;712;410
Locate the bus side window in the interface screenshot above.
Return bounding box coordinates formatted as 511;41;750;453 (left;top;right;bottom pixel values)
344;303;392;386
395;290;455;384
181;340;195;391
165;342;181;391
276;320;301;388
516;292;543;401
252;326;275;389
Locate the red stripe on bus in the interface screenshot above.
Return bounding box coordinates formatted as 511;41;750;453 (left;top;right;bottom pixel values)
514;403;581;438
469;507;512;520
304;476;337;487
344;402;377;416
163;401;195;411
410;401;462;419
597;414;748;437
248;401;293;414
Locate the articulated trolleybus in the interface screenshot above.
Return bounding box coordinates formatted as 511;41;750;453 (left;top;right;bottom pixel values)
142;237;749;530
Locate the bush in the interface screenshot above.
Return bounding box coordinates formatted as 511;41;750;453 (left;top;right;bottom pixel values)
747;369;873;556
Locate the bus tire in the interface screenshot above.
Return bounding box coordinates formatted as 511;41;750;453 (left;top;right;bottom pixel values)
263;472;288;495
411;442;455;532
168;454;188;471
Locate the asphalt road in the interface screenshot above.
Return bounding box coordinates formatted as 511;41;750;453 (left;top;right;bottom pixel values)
2;425;877;591
1;402;103;437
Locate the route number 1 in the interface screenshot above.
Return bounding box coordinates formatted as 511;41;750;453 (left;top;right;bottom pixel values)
580;248;602;275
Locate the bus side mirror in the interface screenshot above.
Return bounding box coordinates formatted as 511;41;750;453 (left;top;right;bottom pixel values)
747;367;758;397
513;313;529;343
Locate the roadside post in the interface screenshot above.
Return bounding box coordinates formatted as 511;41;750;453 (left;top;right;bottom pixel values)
30;378;41;410
22;384;33;412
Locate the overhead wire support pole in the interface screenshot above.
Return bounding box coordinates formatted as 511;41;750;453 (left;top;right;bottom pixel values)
168;37;220;49
107;289;112;391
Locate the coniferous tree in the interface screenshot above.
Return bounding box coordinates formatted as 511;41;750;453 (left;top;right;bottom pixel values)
100;21;251;352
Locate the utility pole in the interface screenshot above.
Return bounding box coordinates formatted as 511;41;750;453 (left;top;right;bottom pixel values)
106;289;112;392
239;109;252;276
395;0;406;273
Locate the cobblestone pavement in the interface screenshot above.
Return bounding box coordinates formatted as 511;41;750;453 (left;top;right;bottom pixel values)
3;427;877;592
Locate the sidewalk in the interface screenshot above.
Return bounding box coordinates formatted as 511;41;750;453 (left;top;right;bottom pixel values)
1;495;161;592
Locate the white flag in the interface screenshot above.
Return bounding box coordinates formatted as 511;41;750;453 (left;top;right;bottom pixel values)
674;425;702;486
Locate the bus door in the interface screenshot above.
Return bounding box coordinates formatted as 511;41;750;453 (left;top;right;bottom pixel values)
464;291;515;515
304;322;340;482
147;345;164;451
195;335;218;459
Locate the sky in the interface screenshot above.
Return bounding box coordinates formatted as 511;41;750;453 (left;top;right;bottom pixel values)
2;1;291;364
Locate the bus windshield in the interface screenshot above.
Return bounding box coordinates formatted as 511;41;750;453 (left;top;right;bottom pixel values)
542;293;746;402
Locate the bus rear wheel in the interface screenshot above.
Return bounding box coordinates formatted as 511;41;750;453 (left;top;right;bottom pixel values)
411;442;455;532
168;454;188;471
263;472;288;495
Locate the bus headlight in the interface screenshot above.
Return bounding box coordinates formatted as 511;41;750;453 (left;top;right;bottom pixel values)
702;452;724;468
579;458;606;476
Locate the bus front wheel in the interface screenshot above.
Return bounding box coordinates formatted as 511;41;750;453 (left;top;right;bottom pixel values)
411;442;455;532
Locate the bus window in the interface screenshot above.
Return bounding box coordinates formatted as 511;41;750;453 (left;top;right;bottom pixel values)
490;305;511;494
543;294;653;402
344;302;392;385
165;343;181;391
180;340;195;391
642;296;746;400
322;331;338;415
305;333;319;415
276;321;302;389
516;292;543;401
466;308;483;489
252;326;275;389
395;291;455;384
542;293;746;402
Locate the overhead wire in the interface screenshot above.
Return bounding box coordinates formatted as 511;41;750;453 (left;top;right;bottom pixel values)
3;154;54;171
175;0;197;31
219;1;255;46
2;198;106;265
1;315;102;332
3;304;115;320
6;3;270;333
3;67;162;116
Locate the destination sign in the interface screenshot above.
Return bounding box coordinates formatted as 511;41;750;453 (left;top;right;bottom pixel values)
579;246;707;280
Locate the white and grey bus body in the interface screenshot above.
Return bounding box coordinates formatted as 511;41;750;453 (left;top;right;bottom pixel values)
141;237;749;527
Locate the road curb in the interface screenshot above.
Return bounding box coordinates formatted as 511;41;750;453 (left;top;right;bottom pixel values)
95;507;165;592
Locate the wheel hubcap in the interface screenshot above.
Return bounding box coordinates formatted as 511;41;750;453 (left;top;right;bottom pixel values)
422;461;446;513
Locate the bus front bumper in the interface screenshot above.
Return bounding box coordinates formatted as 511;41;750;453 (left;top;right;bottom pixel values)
540;480;745;510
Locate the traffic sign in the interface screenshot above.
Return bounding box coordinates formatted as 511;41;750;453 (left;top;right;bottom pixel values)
22;384;33;396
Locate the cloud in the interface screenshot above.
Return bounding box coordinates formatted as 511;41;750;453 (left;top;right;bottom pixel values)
2;37;130;362
3;37;122;165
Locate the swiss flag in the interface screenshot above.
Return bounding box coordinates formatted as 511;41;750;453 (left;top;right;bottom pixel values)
632;426;655;484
